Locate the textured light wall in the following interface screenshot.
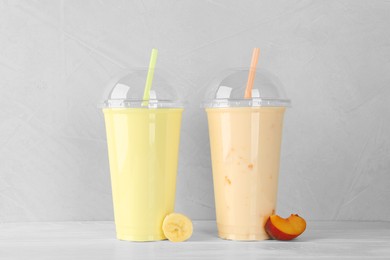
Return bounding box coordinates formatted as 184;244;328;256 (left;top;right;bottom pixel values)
0;0;389;221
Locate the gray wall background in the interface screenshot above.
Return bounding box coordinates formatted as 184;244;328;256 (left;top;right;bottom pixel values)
1;0;390;222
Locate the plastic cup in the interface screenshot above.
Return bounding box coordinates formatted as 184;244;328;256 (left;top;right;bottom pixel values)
101;69;183;241
203;68;291;240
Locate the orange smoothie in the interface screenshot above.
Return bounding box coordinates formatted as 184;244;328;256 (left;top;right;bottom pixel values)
206;107;286;240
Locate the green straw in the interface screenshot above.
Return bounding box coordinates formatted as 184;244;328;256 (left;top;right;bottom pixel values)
142;48;158;106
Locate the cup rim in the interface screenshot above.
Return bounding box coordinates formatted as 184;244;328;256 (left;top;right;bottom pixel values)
100;99;185;108
202;98;291;108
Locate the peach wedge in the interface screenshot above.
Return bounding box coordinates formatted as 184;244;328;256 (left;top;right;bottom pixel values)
265;214;306;241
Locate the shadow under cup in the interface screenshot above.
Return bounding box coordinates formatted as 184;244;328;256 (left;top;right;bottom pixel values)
206;106;286;240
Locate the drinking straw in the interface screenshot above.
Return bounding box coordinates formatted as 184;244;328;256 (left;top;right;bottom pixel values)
142;48;158;106
244;48;260;99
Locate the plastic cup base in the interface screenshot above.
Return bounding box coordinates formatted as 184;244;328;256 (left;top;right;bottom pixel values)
116;233;167;242
218;232;270;241
217;224;270;241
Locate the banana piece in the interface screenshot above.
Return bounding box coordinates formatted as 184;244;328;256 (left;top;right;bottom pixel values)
162;213;193;242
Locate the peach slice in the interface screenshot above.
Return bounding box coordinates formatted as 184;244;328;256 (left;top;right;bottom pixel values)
265;214;306;241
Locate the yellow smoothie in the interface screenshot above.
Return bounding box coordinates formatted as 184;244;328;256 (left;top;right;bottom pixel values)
206;107;286;240
103;108;183;241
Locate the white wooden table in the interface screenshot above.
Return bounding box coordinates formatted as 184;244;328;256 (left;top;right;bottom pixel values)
1;221;389;259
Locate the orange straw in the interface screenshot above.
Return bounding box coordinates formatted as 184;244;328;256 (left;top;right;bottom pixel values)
244;48;260;99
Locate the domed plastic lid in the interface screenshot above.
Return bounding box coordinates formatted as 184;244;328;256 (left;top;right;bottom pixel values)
203;68;291;108
102;69;183;108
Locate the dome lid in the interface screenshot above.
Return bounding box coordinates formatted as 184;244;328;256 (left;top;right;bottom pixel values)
102;69;183;108
203;68;291;108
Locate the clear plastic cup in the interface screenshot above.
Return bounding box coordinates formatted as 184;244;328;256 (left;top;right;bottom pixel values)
203;68;291;240
101;69;184;241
